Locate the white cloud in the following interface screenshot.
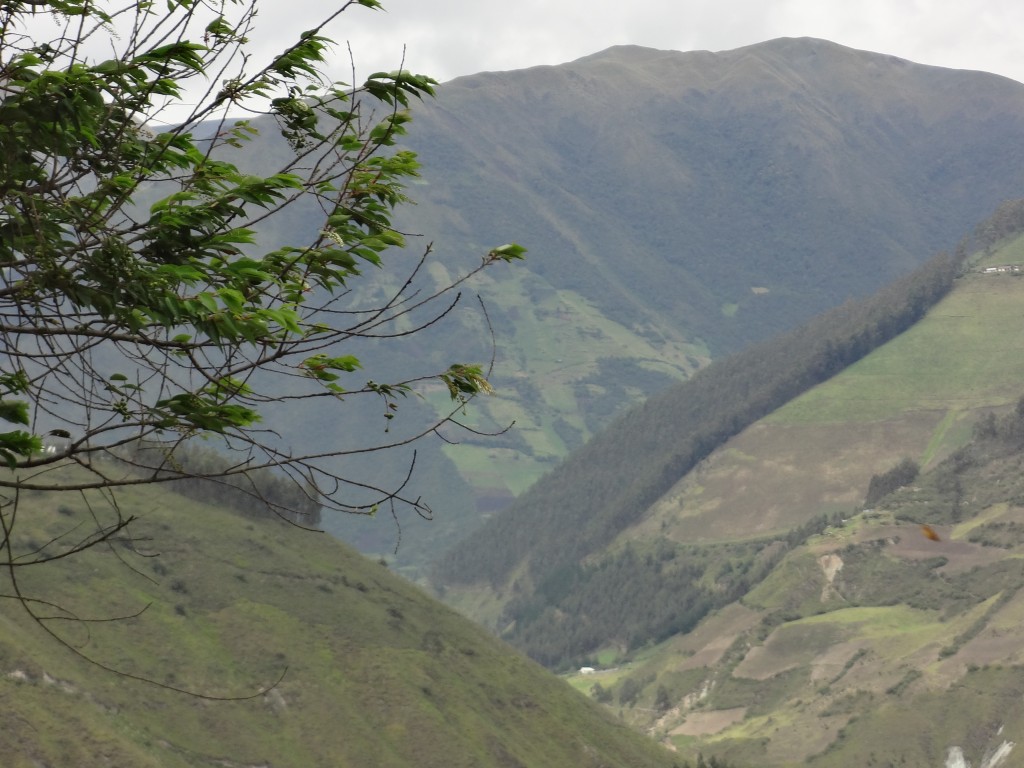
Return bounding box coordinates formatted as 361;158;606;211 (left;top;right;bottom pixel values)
30;0;1024;125
273;0;1024;86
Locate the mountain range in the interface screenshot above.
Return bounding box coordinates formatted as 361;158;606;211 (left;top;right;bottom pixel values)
322;37;1024;573
11;35;1024;767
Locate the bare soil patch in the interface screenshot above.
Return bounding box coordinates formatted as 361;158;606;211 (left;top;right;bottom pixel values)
885;525;1007;573
643;413;946;543
674;604;762;670
734;622;846;680
808;639;871;683
670;707;747;736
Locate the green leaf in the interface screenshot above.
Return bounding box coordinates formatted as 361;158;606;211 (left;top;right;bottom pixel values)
488;243;527;262
197;292;219;313
218;287;246;312
302;354;362;382
0;430;41;464
0;371;30;396
0;400;30;425
439;364;494;401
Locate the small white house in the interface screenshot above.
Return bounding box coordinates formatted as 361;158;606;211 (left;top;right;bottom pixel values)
579;666;596;675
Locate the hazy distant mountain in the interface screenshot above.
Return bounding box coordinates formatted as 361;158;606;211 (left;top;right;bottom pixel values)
401;37;1024;350
300;38;1024;571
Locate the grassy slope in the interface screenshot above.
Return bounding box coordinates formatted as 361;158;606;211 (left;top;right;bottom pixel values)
438;268;705;493
628;239;1024;548
0;470;678;768
562;236;1024;765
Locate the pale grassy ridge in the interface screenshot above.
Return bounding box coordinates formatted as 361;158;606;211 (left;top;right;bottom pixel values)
768;269;1024;425
630;239;1024;547
951;502;1011;539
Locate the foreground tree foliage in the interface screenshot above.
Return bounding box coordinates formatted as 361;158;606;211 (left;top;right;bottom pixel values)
0;0;521;671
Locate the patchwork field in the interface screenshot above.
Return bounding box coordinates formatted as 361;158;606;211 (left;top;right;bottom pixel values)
628;259;1024;548
581;240;1024;766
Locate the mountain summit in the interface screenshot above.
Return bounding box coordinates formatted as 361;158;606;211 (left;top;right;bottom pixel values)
401;36;1024;351
332;37;1024;571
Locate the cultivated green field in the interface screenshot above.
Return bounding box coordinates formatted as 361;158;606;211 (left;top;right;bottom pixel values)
628;238;1024;546
576;237;1024;766
770;270;1024;424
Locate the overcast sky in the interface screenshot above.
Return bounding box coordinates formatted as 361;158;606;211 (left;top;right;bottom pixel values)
272;0;1024;87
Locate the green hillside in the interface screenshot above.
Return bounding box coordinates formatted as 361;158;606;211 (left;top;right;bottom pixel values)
434;219;1024;669
578;400;1024;766
0;466;679;767
519;232;1024;765
640;239;1024;546
433;239;966;659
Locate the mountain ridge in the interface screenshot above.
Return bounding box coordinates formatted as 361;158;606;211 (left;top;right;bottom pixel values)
322;37;1024;572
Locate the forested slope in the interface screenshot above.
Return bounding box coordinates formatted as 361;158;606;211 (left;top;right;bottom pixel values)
434;245;961;589
434;202;1024;668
